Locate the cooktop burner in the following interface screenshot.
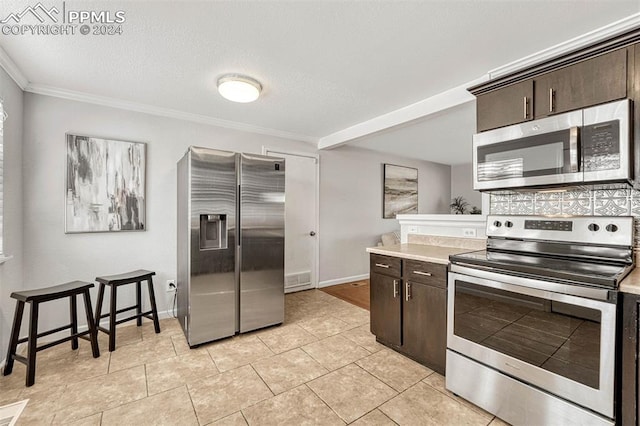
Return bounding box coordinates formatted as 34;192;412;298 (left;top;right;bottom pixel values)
450;249;633;288
450;215;636;289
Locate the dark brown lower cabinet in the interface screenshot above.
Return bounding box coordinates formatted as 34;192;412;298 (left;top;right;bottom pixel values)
621;292;639;425
369;254;447;374
370;272;401;346
402;281;447;373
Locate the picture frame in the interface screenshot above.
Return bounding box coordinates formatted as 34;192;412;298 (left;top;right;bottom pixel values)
383;163;418;219
65;133;146;233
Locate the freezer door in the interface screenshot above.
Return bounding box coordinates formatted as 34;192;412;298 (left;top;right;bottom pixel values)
239;153;285;332
188;147;237;345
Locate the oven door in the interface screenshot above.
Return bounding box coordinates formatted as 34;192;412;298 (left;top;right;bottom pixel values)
447;270;617;418
473;109;582;190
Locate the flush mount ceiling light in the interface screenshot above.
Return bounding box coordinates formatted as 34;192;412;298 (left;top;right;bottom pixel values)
217;74;262;103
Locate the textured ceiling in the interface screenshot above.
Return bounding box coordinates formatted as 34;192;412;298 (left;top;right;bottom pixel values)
1;1;639;164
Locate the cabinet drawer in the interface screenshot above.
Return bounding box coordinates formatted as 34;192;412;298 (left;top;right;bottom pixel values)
403;259;446;288
370;254;401;278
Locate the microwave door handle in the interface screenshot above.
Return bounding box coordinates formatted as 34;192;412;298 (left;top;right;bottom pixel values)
569;126;579;172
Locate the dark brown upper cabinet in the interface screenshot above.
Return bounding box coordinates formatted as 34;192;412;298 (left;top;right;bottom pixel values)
534;48;627;119
476;80;534;132
472;42;631;133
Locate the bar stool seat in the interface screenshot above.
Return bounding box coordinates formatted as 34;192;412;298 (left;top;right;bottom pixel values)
3;281;100;387
94;269;161;351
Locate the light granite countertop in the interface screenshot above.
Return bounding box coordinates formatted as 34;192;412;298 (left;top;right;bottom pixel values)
620;268;640;296
369;241;640;296
366;243;479;265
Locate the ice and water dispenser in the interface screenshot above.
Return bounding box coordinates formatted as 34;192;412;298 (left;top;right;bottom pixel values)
199;214;228;250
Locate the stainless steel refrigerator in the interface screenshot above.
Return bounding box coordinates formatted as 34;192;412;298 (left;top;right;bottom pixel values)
177;146;285;347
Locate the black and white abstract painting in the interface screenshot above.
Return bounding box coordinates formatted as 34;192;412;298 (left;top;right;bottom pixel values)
66;134;146;233
383;164;418;219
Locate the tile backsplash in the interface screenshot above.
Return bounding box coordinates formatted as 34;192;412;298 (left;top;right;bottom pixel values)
489;187;640;246
489;188;640;217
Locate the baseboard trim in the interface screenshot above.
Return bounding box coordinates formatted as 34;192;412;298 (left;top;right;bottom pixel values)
318;274;370;288
285;283;314;293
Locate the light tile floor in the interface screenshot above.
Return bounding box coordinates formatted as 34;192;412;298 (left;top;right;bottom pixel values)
0;289;510;425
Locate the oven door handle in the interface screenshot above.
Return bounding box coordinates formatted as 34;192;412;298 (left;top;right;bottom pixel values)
449;263;612;301
448;268;616;310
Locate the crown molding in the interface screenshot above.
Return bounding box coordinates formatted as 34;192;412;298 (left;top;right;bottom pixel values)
489;12;640;79
24;84;318;144
0;46;28;90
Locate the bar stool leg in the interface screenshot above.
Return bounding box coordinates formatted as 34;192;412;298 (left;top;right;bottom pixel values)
3;300;25;376
94;283;105;330
26;301;39;387
136;281;142;326
109;285;117;351
70;294;78;350
82;289;100;358
147;277;161;334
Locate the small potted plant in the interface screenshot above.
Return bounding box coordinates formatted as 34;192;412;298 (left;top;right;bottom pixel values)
450;196;469;214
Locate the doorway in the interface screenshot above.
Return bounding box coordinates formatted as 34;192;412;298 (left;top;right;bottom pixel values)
263;148;319;293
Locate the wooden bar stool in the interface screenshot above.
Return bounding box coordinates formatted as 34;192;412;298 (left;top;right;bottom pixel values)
94;269;161;351
3;281;100;387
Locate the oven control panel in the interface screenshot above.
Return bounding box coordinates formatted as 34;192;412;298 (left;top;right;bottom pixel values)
524;220;572;231
487;215;633;246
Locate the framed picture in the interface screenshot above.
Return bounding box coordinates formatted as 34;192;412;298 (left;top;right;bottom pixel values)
383;163;418;219
65;134;146;233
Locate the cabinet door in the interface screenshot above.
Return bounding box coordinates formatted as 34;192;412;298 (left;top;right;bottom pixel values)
534;48;627;118
402;281;447;374
476;79;533;132
370;272;402;346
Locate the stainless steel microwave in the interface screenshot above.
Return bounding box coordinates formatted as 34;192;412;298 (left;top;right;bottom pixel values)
472;99;631;191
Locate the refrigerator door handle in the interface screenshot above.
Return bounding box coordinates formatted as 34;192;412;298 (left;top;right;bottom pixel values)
237;184;241;245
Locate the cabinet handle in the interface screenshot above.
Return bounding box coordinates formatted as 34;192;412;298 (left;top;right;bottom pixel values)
549;88;555;113
523;97;528;119
405;282;411;301
393;280;399;298
375;263;390;269
412;270;432;277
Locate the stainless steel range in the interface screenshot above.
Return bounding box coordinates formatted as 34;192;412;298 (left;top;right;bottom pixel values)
447;215;634;426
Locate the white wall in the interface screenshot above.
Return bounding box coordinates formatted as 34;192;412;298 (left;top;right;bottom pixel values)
21;93;318;331
451;163;482;213
319;144;450;284
18;93;451;333
0;67;24;358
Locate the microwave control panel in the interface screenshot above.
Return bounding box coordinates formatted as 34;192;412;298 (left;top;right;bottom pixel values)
582;119;620;172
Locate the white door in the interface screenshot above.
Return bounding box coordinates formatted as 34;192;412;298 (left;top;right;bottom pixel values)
265;149;318;293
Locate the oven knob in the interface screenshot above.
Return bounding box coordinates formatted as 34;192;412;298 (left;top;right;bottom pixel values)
493;221;502;228
606;224;619;233
504;221;513;228
588;223;600;232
